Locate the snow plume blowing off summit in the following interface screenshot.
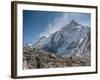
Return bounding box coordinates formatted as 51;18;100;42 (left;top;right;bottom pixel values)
40;13;90;38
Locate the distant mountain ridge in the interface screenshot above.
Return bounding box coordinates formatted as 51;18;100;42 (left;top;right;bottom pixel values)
33;20;91;58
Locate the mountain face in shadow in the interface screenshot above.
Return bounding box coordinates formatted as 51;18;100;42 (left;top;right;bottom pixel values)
33;20;91;58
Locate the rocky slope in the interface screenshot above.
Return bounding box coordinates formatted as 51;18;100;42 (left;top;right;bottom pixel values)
23;48;90;69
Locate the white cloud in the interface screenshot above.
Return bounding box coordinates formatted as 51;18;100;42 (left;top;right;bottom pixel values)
40;13;69;37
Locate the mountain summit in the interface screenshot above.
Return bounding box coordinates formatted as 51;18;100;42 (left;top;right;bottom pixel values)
68;20;79;26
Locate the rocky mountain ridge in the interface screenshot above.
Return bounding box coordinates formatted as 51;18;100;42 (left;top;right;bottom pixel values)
33;20;91;58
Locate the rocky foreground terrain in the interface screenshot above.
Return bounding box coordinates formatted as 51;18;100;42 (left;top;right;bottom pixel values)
23;47;90;69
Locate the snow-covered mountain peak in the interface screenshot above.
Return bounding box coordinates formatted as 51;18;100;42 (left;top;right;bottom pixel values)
68;20;79;27
40;36;47;39
61;20;81;31
32;20;90;58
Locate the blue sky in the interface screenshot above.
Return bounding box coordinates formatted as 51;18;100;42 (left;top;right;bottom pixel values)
23;10;91;44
